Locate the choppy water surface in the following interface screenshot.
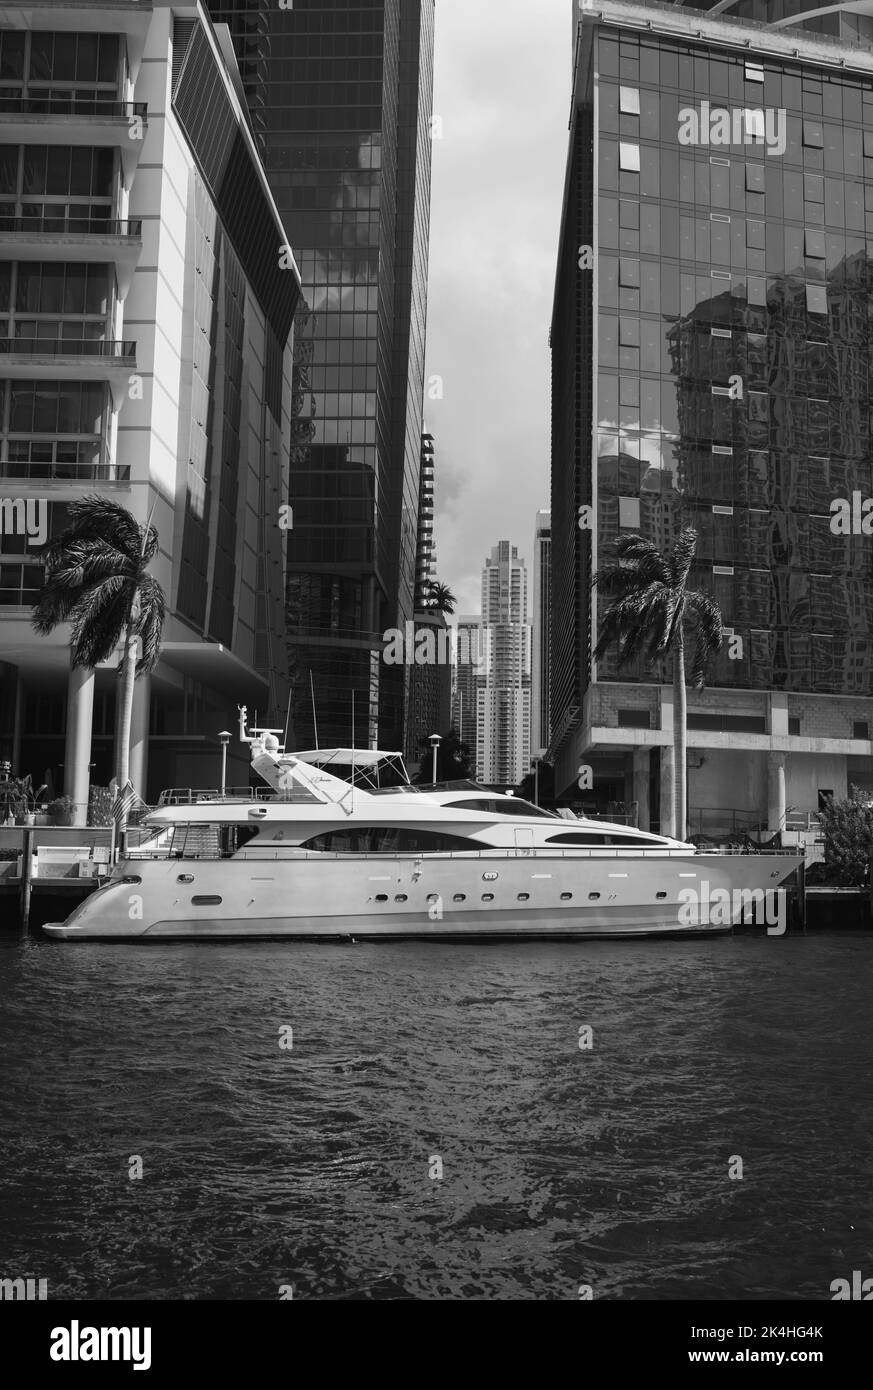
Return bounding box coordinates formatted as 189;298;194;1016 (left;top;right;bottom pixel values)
1;932;871;1300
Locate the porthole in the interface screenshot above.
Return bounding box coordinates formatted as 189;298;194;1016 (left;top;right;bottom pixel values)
375;894;388;902
517;892;529;901
656;891;667;900
426;893;440;902
560;892;572;900
482;893;494;902
123;874;142;884
453;893;466;902
192;894;221;905
482;871;498;881
176;874;194;884
588;891;600;900
395;894;407;903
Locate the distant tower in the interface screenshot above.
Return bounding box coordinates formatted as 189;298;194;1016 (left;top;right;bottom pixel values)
477;542;532;786
531;510;551;757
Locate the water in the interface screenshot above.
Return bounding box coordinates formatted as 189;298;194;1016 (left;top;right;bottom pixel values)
1;932;871;1300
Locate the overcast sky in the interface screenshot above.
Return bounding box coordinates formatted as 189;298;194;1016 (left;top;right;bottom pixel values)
423;0;570;617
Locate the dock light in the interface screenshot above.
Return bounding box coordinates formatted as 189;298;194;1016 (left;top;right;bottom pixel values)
429;733;441;786
219;731;232;796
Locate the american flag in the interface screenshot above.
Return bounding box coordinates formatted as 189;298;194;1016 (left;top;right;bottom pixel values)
111;780;147;831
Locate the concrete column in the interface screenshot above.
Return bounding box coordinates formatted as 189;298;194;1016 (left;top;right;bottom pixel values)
632;747;650;831
128;674;151;802
767;751;786;836
64;665;95;828
659;742;675;839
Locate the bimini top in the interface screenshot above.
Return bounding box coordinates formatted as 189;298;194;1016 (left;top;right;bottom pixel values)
293;749;402;767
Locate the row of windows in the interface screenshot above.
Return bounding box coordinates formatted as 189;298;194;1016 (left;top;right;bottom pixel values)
0;263;111;318
597;34;873;123
0;380;105;436
599;201;869;274
0;31;119;86
605;141;870;230
0;146;115;202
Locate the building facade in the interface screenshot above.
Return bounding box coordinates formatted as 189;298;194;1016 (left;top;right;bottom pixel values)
476;541;531;787
452;614;481;771
208;0;436;753
531;508;551;757
404;428;449;764
0;1;300;817
550;0;873;834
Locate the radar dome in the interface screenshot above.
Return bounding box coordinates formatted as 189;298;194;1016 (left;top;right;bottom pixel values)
264;734;280;752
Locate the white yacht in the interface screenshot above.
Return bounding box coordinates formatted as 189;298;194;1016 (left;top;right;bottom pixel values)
43;709;801;941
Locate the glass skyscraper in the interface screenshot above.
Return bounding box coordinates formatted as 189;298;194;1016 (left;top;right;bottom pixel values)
551;0;873;834
208;0;435;750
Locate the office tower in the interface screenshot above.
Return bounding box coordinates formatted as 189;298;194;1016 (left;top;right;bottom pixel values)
208;0;436;752
405;428;449;763
550;0;873;834
0;2;299;816
453;614;481;772
477;542;531;787
531;509;551;757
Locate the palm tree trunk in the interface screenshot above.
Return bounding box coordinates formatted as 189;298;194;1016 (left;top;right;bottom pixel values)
673;627;687;841
115;629;138;796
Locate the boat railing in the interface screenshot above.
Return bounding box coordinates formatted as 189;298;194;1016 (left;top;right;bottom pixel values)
120;839;802;863
157;787;292;805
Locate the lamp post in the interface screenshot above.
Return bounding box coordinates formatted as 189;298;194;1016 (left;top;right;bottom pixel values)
218;731;231;797
429;733;441;785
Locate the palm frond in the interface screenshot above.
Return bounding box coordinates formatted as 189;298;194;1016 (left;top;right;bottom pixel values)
685;589;724;688
132;574;166;675
668;526;698;587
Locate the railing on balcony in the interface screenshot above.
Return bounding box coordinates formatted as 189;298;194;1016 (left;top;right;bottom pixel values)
0;460;131;483
0;338;136;359
0;216;142;238
0;96;147;119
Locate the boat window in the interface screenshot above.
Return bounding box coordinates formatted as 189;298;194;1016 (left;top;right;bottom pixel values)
445;797;555;818
219;824;260;856
546;831;666;846
300;826;494;853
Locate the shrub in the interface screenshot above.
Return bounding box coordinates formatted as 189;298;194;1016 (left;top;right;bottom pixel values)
817;786;873;887
87;785;114;828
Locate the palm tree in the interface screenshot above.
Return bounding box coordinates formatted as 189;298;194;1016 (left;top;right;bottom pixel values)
593;527;722;840
32;496;165;800
427;581;457;614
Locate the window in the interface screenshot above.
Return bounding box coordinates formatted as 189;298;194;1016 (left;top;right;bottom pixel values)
619;142;640;172
806;284;827;315
804;229;825;258
619;86;640;115
301;826;494;853
745;63;764;84
788;717;801;736
547;831;666;847
619;258;639;287
803;122;824;149
617;708;651;728
747;276;767;306
618;496;640;528
804;173;824;203
444;798;555;818
853;721;869;740
745;164;765;193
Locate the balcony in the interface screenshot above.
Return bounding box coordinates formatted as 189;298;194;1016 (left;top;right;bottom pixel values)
0;337;137;399
0;98;149;186
0;218;144;298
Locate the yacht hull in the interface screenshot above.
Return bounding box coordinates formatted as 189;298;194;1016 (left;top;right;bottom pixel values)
42;852;800;940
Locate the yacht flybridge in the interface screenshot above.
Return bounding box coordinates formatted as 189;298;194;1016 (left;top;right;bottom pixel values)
43;709;801;941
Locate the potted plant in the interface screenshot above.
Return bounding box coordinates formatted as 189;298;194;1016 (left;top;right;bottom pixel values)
2;775;49;825
47;795;75;827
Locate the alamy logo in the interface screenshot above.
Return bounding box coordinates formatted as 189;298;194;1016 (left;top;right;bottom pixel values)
678;101;786;157
382;622;492;672
678;882;786;935
830;1271;873;1299
0;1276;47;1300
50;1321;151;1372
0;497;47;545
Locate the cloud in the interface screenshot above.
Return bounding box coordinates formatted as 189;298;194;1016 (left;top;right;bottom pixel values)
425;0;568;615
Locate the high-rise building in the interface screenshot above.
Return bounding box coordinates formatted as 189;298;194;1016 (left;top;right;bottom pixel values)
477;541;531;787
404;427;449;764
208;0;436;752
0;1;299;817
550;0;873;834
453;614;481;770
531;509;551;757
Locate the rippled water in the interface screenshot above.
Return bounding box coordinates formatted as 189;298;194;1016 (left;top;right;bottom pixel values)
1;932;871;1300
